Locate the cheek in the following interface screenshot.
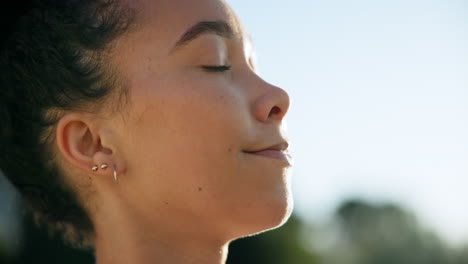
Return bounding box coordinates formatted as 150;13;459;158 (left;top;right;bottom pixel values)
120;76;292;232
122;77;249;196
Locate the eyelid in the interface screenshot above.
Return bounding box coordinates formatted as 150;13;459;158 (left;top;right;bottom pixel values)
201;65;232;72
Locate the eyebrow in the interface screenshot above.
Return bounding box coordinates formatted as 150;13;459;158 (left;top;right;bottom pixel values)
172;20;235;52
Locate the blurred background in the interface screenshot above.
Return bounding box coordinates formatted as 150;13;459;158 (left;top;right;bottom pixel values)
1;0;467;263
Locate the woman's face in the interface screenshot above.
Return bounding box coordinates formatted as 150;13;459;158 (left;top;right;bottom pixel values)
109;0;292;239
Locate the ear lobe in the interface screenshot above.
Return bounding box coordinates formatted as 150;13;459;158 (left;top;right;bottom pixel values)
56;113;112;174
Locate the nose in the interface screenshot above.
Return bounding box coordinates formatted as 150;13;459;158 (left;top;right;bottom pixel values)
252;81;290;123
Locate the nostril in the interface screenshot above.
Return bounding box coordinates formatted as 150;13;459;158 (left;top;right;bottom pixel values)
269;106;281;117
253;84;289;122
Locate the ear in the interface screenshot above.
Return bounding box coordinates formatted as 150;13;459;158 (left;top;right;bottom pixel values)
56;113;114;176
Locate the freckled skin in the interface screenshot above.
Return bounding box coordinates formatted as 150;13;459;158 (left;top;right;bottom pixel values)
109;0;291;238
85;0;292;263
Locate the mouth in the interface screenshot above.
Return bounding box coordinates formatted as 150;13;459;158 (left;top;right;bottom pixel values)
243;142;293;166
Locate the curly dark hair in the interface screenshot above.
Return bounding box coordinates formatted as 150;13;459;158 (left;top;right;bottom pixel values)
0;0;134;248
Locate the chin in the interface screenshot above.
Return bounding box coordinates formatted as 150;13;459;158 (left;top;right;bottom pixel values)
258;193;294;232
232;191;294;239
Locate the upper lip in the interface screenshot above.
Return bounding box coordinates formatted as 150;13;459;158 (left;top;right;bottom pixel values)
244;141;289;153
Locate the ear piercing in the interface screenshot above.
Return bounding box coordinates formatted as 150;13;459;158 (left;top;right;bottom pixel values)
113;165;118;184
91;163;118;184
91;163;108;171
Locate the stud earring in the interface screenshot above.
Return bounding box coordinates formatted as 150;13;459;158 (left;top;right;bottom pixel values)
91;165;99;171
100;163;108;170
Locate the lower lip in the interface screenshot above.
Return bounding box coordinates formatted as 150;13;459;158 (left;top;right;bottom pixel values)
246;150;293;165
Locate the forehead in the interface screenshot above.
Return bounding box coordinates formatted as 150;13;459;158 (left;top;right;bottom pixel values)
126;0;244;42
110;0;251;88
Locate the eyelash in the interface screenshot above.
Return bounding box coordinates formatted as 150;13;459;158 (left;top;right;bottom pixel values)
202;65;232;72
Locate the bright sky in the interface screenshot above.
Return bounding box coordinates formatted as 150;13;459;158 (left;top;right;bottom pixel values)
227;0;468;244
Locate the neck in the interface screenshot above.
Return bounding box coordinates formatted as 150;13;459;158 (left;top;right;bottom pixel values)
92;196;230;264
94;233;229;264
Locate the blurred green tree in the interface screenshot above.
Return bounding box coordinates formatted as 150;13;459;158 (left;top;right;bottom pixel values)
319;199;459;264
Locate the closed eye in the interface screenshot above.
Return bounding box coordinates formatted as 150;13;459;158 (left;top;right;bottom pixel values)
202;65;232;72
